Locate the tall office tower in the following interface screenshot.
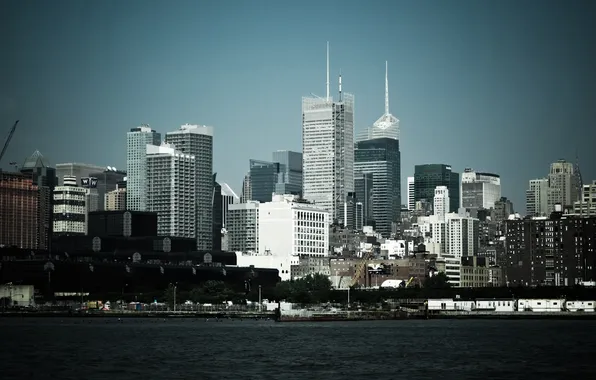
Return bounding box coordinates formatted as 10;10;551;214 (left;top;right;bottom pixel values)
126;124;161;211
20;150;56;250
446;211;480;258
302;42;354;222
53;175;88;235
0;170;40;249
547;159;581;212
354;172;373;226
414;164;460;214
272;150;303;196
146;143;197;238
249;159;284;202
356;61;400;141
240;173;251;203
461;168;501;211
165;124;214;249
354;137;401;237
433;186;450;221
407;176;415;211
526;178;549;216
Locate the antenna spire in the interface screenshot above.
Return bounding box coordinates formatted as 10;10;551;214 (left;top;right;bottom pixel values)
385;60;389;115
339;68;342;102
326;42;330;101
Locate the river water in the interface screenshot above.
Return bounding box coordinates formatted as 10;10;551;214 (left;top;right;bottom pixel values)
0;318;594;379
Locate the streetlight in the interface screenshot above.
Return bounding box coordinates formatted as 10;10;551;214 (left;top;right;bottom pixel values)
258;285;262;312
170;282;178;312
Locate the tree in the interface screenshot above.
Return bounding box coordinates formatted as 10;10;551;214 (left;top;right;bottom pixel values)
424;272;451;289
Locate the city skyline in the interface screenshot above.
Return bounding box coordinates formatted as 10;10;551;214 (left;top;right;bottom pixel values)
2;0;596;211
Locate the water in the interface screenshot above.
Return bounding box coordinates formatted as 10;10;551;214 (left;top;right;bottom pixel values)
1;318;594;379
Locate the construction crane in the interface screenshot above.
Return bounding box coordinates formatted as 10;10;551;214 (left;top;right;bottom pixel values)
0;120;19;164
350;249;375;287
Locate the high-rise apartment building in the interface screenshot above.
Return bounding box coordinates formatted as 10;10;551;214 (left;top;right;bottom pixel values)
272;150;303;197
165;124;214;250
574;180;596;216
461;168;501;211
547;159;581;212
354;137;400;237
434;186;450;220
249;159;283;202
240;173;251;203
105;183;127;211
53;175;88;235
407;176;415;211
227;202;260;253
526;178;549;216
302;43;354;222
0;171;40;249
414;164;460;213
146;143;197;238
126;125;161;211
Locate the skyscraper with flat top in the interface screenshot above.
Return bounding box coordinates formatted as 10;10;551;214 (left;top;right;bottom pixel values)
126;125;161;211
302;42;354;222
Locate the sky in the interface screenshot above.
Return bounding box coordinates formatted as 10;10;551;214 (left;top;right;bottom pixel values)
1;0;595;211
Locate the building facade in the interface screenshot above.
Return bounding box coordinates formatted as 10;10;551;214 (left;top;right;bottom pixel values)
354;172;373;227
126;125;161;211
165;124;214;250
574;180;596;216
249;159;283;202
146;143;196;238
461;168;501;211
227;202;259;253
53;175;88;235
272;150;303;197
354;137;401;238
0;171;40;249
526;178;549;216
407;176;415;211
414;164;460;213
105;183;126;211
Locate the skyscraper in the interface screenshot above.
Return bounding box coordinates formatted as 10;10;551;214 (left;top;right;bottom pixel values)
272;150;303;197
126;125;161;211
146;143;197;238
249;159;283;202
414;164;460;213
0;170;40;249
407;176;415;211
526;178;549;216
354;138;401;237
354;172;373;227
547;159;581;211
302;43;354;222
165;124;213;250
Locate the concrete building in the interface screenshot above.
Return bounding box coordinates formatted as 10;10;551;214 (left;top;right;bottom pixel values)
407;176;415;211
302;43;354;222
240;173;251;203
0;171;40;249
165;124;214;250
433;186;450;221
227;202;259;253
414;164;460;213
460;256;504;287
526;178;549;216
272;150;303;197
547;159;581;212
146;143;196;239
105;183;126;211
461;168;501;211
573;180;596;216
126;124;161;211
493;197;514;222
259;194;329;257
53;175;88;235
446;210;480;258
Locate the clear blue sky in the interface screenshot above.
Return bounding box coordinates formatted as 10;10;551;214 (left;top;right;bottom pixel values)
1;0;595;210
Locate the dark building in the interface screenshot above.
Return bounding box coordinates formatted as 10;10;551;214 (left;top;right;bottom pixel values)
414;164;460;213
212;176;223;251
354;172;374;228
88;168;126;210
87;210;158;238
0;171;40;249
504;215;596;286
272;150;303;197
20;150;57;250
493;197;515;222
354;138;401;238
249;159;284;202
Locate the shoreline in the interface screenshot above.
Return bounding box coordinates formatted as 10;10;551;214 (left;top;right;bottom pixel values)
0;311;276;319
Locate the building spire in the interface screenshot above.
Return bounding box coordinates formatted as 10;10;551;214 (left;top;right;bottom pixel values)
339;68;342;102
326;41;330;101
385;60;389;115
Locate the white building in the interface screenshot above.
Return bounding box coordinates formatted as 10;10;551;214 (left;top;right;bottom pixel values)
380;239;407;259
227;201;259;253
302;43;354;222
53;175;89;235
526;178;549;216
105;185;126;211
165;124;214;250
146;143;196;238
259;194;329;257
407;176;415;210
445;209;479;257
236;251;299;282
461;168;501;210
433;186;449;221
574;180;596;216
517;299;563;312
126;125;161;211
475;299;515;312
